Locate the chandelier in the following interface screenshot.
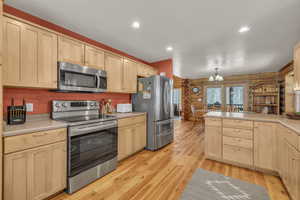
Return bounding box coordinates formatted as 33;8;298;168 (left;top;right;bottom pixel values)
208;68;224;81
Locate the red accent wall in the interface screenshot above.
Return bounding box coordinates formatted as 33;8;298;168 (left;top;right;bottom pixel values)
3;88;130;115
150;59;173;79
2;5;151;115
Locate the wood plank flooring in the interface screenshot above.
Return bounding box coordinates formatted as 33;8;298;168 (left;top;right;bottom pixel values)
50;120;290;200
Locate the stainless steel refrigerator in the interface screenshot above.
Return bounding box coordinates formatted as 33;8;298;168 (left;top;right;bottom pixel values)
132;75;174;151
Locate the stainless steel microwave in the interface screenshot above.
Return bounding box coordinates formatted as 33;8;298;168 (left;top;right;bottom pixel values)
58;62;107;93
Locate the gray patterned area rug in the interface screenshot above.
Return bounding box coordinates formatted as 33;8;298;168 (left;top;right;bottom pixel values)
181;169;270;200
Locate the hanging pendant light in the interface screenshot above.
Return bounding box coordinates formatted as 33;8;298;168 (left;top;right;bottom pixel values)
208;68;223;82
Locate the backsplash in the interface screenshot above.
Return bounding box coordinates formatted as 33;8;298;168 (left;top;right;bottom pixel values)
3;88;131;115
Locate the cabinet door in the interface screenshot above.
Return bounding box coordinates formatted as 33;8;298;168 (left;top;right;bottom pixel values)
205;126;222;159
133;123;146;152
29;142;67;200
286;141;300;200
58;36;84;65
4;151;30;200
3;17;21;85
20;24;38;86
118;127;134;161
48;142;67;195
123;59;137;93
294;43;300;90
105;53;123;92
28;145;52;200
277;125;286;175
85;45;104;70
253;122;277;171
37;29;57;88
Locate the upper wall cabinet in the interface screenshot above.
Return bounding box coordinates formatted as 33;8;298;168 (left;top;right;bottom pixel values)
105;53;123;92
137;64;158;77
58;36;85;65
123;59;138;93
84;45;105;70
294;43;300;90
3;17;57;88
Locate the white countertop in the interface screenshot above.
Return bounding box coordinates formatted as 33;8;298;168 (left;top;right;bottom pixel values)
3;114;67;137
204;112;300;135
3;112;146;137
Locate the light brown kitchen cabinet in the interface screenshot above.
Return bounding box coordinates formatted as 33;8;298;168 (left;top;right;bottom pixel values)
133;123;147;152
4;141;66;200
294;42;300;90
58;36;85;65
85;45;105;70
3;17;58;88
37;29;58;88
20;23;38;86
118;126;134;161
3;17;22;85
4;151;29;200
284;141;300;200
123;59;138;93
137;64;157;77
253;122;277;171
277;125;287;175
4;128;67;200
105;53;123;92
118;115;146;161
205;125;222;159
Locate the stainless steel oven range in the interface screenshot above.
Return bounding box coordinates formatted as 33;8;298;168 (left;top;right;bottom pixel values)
52;100;117;194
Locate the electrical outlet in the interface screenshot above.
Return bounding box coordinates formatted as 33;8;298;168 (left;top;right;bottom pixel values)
26;103;33;112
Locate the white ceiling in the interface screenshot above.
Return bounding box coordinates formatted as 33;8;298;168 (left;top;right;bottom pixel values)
5;0;300;79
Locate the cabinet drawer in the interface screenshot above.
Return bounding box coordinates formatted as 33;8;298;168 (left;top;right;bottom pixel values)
223;127;253;139
4;128;67;154
223;119;253;129
223;136;253;149
118;115;146;127
205;118;222;127
223;144;253;166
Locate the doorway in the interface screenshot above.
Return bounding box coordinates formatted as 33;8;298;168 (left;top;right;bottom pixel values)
173;88;182;119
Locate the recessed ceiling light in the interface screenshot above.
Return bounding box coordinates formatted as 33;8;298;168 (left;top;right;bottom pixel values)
131;21;140;29
239;26;250;33
166;46;173;52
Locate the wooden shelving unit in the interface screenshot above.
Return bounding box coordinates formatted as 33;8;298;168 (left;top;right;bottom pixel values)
250;83;280;115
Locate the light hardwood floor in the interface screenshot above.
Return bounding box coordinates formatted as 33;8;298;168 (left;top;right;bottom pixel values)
50;120;290;200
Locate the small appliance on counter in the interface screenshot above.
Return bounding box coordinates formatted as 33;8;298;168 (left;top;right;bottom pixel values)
7;99;26;125
117;104;132;113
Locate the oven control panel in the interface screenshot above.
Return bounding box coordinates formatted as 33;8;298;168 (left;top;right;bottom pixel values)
52;100;100;112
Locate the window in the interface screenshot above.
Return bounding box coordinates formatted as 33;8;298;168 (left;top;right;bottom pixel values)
226;86;244;112
206;87;222;109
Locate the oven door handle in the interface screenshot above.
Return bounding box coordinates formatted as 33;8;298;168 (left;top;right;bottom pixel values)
70;124;117;137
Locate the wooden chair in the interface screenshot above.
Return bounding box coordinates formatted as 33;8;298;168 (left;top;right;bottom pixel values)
191;105;205;130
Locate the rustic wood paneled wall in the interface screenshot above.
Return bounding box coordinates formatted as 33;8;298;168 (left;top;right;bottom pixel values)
182;72;280;121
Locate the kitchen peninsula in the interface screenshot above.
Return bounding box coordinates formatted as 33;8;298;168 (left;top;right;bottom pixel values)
204;112;300;200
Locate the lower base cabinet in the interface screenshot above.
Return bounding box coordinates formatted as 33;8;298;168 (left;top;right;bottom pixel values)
205;117;300;200
4;141;66;200
118;115;146;161
205;126;222;159
284;141;300;200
